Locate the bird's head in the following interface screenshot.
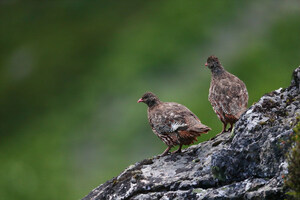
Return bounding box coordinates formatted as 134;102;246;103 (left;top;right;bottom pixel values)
205;55;222;71
137;92;160;107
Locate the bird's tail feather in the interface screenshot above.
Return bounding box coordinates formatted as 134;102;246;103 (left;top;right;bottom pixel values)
178;125;211;145
188;124;211;135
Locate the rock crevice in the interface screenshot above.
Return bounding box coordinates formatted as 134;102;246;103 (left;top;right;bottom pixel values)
83;66;300;200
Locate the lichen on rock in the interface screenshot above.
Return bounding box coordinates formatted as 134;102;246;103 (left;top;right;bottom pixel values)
83;66;300;200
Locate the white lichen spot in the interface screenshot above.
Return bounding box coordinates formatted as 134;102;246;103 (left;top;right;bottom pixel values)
245;182;252;191
275;88;282;93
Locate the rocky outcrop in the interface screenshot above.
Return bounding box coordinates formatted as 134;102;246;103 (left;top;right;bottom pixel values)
83;67;300;200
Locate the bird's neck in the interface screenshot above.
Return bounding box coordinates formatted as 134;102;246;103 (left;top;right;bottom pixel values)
211;65;225;75
147;100;160;108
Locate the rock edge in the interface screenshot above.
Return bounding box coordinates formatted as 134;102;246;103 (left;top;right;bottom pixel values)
83;66;300;200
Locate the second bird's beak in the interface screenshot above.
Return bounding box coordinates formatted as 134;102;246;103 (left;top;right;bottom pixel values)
205;62;208;66
137;98;143;103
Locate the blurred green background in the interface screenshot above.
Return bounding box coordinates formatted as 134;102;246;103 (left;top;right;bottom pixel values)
0;0;300;199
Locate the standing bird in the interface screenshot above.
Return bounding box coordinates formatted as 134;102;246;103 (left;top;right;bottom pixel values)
205;55;248;134
138;92;211;156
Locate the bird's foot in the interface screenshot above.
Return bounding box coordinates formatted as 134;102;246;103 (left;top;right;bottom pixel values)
159;152;170;157
172;144;182;154
172;148;182;154
159;147;171;157
226;124;235;133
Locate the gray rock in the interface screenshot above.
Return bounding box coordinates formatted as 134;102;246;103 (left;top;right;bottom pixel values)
83;67;300;200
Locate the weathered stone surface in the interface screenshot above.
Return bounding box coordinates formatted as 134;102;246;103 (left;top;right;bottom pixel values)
83;67;300;200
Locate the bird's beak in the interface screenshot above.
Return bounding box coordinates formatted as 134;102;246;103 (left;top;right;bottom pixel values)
137;98;143;103
205;62;208;67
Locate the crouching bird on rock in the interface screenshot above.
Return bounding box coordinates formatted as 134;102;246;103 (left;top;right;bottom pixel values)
205;55;248;134
138;92;211;156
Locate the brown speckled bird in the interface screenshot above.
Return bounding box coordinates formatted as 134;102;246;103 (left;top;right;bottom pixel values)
138;92;211;156
205;56;248;134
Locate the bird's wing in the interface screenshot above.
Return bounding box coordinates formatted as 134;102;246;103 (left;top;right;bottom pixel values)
149;103;190;135
209;74;248;117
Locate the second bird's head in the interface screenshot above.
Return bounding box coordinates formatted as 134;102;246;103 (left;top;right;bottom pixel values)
137;92;160;107
205;55;221;71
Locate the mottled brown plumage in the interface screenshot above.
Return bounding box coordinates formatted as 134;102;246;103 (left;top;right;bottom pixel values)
205;56;248;133
138;92;211;156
